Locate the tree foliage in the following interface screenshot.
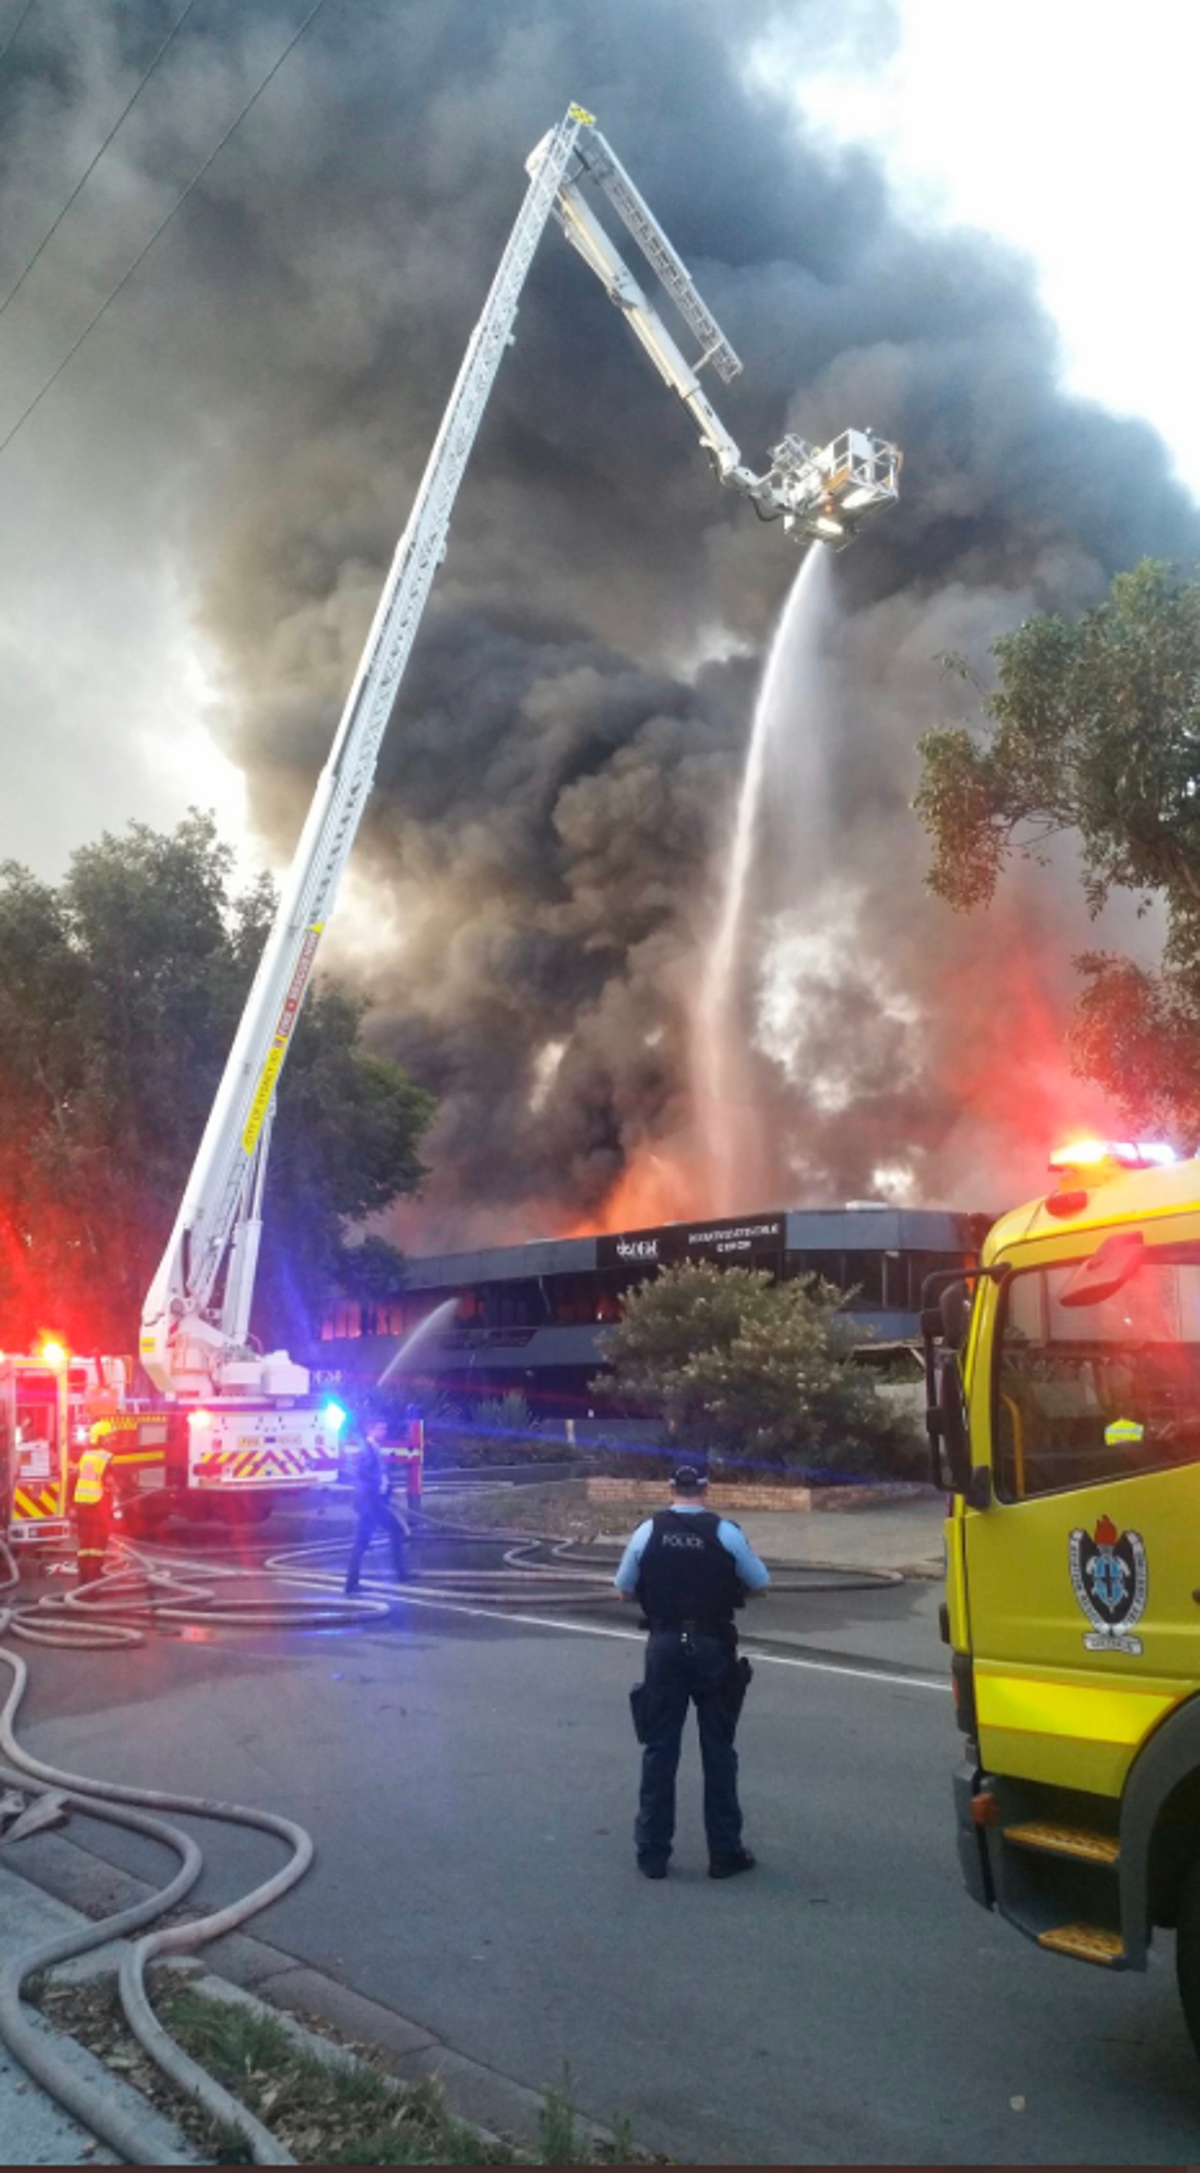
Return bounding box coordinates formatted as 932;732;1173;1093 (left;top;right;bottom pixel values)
595;1261;923;1477
333;1232;410;1306
0;812;435;1352
915;559;1200;1134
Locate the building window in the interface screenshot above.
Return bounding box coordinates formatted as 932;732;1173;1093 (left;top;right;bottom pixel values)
840;1251;884;1307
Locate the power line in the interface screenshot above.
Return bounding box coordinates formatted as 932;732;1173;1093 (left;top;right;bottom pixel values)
0;0;204;322
0;0;330;462
0;0;38;75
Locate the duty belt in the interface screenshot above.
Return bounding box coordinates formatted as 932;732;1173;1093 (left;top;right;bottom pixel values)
650;1616;734;1638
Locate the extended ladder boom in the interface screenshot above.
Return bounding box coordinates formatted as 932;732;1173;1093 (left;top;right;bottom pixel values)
141;105;900;1402
141;104;592;1397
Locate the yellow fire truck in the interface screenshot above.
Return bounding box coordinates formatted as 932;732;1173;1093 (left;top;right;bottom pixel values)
928;1138;1200;2056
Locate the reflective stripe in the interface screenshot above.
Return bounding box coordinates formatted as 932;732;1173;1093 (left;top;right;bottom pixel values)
73;1448;113;1505
195;1445;332;1483
242;921;323;1153
976;1668;1177;1747
13;1485;63;1521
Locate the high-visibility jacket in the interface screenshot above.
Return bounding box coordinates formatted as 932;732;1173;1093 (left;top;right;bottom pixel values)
73;1446;113;1507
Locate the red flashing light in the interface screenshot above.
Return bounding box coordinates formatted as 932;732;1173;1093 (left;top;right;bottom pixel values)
1049;1138;1110;1170
37;1336;68;1368
1049;1139;1176;1175
1045;1188;1089;1219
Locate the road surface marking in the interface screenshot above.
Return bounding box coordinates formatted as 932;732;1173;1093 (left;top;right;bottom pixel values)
273;1574;949;1692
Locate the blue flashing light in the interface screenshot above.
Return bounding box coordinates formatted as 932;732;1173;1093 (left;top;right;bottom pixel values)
323;1399;349;1433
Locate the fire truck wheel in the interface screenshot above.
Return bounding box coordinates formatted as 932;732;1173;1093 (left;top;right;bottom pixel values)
1175;1855;1200;2060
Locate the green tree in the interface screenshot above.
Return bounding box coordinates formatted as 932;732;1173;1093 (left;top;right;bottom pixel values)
0;812;435;1353
594;1261;923;1477
914;558;1200;1135
333;1232;410;1308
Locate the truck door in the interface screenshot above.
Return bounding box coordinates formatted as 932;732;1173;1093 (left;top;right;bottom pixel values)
6;1361;70;1539
963;1244;1200;1798
0;1368;13;1532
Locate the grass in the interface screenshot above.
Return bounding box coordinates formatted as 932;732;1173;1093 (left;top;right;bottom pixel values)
158;1983;657;2166
31;1971;656;2165
160;1986;515;2164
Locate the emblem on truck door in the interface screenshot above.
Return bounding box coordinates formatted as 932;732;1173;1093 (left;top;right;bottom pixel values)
1068;1514;1148;1655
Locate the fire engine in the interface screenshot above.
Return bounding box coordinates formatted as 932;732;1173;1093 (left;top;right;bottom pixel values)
927;1138;1200;2058
9;108;898;1538
0;1346;164;1543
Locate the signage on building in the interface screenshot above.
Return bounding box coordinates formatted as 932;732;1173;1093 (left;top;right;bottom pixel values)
597;1214;785;1273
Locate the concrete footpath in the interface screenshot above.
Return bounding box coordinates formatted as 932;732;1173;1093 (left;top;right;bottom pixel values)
0;1865;127;2165
734;1490;946;1578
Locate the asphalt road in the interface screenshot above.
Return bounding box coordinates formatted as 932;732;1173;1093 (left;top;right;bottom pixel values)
9;1522;1200;2165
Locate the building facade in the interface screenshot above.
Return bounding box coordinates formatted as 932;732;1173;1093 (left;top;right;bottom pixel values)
306;1205;987;1419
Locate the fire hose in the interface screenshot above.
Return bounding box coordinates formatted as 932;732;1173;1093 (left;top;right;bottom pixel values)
0;1534;392;2164
0;1514;898;2162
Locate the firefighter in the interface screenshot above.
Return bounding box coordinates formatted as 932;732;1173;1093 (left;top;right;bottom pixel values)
343;1417;410;1594
72;1437;116;1586
614;1464;769;1880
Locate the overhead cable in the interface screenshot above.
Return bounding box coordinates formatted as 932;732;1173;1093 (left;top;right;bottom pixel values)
0;0;204;323
0;0;38;76
0;0;330;463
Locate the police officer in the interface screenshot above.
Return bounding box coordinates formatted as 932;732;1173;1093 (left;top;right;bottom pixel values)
72;1439;115;1586
615;1464;769;1880
344;1417;411;1595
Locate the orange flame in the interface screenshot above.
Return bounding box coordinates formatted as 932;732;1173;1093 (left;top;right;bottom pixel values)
564;1148;707;1237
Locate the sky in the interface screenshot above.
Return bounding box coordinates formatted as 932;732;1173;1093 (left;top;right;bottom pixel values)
772;0;1200;501
2;0;1196;881
0;0;1196;1238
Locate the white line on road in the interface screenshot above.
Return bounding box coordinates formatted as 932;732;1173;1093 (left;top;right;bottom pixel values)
353;1585;952;1693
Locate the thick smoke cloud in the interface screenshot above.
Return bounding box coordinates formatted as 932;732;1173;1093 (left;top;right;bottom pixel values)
5;0;1199;1239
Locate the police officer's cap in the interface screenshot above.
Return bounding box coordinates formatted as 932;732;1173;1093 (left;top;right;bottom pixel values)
671;1464;708;1493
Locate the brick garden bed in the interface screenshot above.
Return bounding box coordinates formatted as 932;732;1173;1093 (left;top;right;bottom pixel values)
584;1477;932;1513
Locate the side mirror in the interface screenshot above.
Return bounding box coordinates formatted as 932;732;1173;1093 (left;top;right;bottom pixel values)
936;1353;972;1493
940;1279;969;1350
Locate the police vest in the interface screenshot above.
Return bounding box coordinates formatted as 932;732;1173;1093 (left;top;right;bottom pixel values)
635;1509;742;1630
73;1447;113;1506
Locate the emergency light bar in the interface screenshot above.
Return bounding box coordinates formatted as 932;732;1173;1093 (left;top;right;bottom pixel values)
1049;1139;1177;1174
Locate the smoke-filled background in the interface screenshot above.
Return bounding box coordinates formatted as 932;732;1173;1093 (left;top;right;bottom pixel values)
2;0;1199;1245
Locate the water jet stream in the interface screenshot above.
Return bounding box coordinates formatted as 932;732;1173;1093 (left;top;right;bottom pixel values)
693;543;830;1214
376;1295;459;1387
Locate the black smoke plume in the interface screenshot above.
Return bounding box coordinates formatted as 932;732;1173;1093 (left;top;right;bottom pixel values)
7;1;1199;1238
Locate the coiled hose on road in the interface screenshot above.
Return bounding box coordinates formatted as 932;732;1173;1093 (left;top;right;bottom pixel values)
0;1512;899;2162
0;1533;394;2164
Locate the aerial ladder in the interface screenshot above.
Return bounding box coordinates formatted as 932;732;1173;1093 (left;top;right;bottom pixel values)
136;104;900;1502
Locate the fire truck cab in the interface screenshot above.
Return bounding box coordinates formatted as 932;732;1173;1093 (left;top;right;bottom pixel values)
929;1140;1200;2057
